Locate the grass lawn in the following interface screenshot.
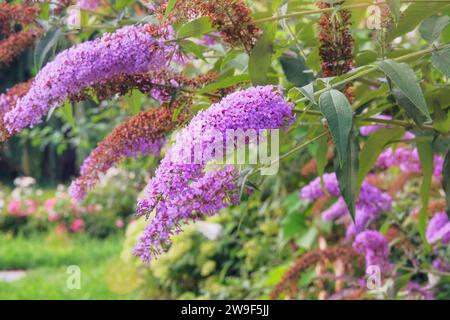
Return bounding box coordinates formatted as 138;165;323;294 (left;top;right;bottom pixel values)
0;233;139;299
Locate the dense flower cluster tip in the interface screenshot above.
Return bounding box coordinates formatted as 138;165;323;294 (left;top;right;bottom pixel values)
134;85;294;264
426;212;450;244
69;107;183;202
3;24;176;135
353;230;392;273
299;173;392;234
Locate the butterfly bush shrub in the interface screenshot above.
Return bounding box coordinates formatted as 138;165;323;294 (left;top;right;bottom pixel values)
1;0;450;300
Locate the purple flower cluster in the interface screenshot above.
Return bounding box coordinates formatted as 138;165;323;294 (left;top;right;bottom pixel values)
134;86;294;263
432;257;450;273
353;230;392;273
3;24;174;134
376;147;443;178
405;282;434;300
299;173;392;235
426;212;450;245
76;0;102;11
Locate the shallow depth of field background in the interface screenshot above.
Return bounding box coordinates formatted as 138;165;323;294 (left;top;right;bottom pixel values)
1;0;450;299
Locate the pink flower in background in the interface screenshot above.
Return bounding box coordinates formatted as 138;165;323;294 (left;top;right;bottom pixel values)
70;218;85;233
7;199;21;216
115;219;125;229
24;199;37;216
7;199;36;217
44;198;57;211
47;211;59;222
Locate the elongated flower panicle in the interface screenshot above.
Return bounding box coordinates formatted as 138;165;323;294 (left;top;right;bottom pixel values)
157;0;261;51
0;30;42;65
69;107;183;201
270;247;360;299
3;24;175;135
317;1;354;100
353;230;392;273
134;86;294;263
0;80;33;142
0;3;40;36
300;173;392;234
376;147;443;179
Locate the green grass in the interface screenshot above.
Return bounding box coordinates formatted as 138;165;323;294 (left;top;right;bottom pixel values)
0;233;124;269
0;233;139;299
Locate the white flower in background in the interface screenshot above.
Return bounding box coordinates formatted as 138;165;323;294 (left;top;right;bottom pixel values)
13;176;36;188
196;221;223;240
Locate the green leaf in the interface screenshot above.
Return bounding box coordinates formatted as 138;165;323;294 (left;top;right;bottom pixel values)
197;74;249;94
431;48;450;77
177;16;213;39
180;40;207;61
357;127;405;196
128;89;143;115
279;53;314;87
298;83;316;105
393;89;430;126
432;103;450;133
334;127;359;221
249;23;276;85
394;272;414;294
417;141;434;246
60;100;75;128
442;148;450;218
387;2;450;41
114;0;135;10
419;15;450;43
376;60;431;122
34;27;61;71
164;0;177;21
318;89;353;166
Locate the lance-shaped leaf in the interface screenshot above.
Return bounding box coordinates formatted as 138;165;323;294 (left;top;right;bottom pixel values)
387;2;450;41
280;52;315;87
377;60;431;122
442;148;450;218
431;48;450;78
164;0;177;21
334;126;359;221
318;89;353;166
177;17;213;39
417;141;434;245
34;27;61;71
419;15;450;43
393;89;429;126
357;127;405;197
